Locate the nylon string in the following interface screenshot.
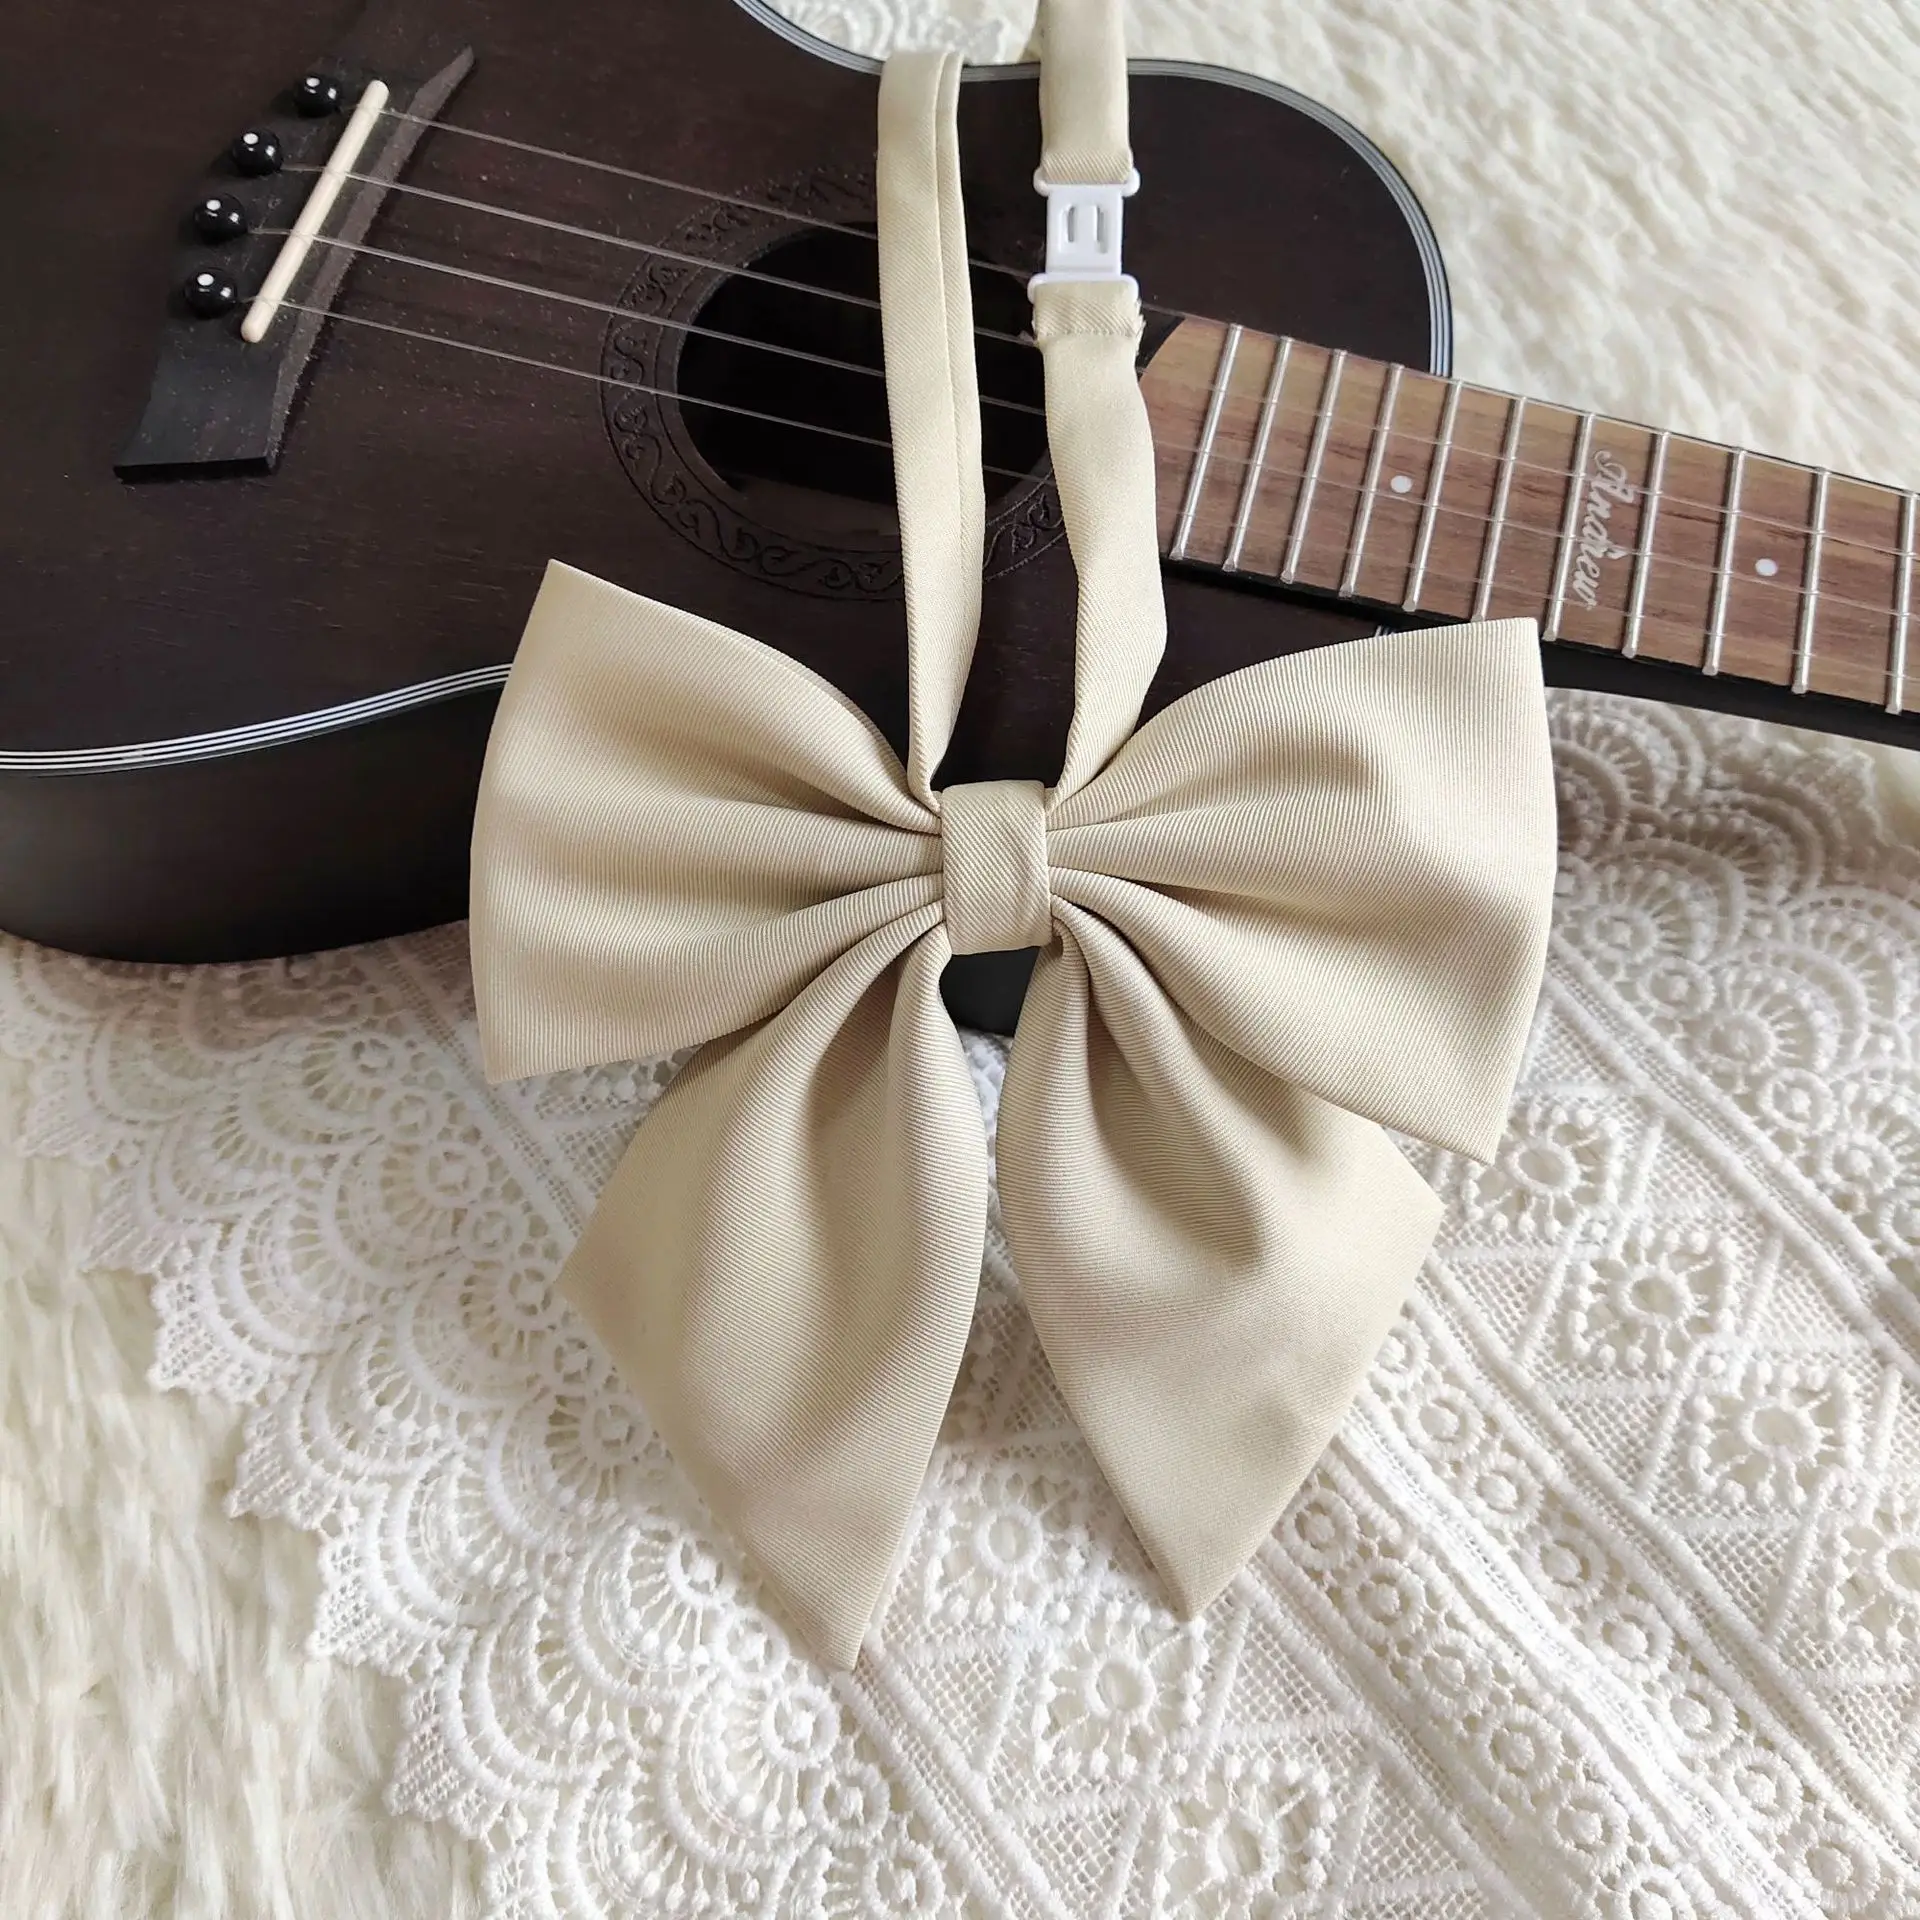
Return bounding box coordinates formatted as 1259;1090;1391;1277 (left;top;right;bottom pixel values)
267;173;1905;572
266;296;1899;710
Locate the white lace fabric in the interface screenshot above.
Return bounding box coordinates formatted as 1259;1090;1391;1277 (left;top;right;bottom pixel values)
7;686;1920;1916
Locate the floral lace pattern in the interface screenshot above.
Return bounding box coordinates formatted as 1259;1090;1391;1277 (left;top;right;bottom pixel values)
7;682;1920;1916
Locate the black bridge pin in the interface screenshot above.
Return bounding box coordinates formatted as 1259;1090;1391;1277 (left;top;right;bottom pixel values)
229;128;283;177
182;267;241;318
191;193;249;243
295;73;346;117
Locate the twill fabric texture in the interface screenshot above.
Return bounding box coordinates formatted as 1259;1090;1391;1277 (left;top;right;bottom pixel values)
468;35;1558;1668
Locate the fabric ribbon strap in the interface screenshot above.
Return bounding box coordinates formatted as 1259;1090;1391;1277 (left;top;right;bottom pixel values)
468;1;1558;1669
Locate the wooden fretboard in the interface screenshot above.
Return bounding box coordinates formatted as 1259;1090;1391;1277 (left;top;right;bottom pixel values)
1140;320;1919;740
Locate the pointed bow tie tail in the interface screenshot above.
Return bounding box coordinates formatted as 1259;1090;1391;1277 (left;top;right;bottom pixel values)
1000;904;1444;1615
998;613;1556;1623
557;911;989;1668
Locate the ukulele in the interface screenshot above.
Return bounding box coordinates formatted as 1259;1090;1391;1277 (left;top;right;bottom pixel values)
5;0;1915;997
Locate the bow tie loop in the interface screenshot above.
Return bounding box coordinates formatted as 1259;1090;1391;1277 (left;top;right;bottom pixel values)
940;780;1054;955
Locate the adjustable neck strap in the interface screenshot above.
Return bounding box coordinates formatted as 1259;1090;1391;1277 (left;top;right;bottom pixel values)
877;50;983;809
1032;0;1139;298
1037;0;1135;187
878;0;1165;808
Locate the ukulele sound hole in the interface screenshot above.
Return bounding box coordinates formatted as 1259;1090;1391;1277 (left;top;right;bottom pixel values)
678;227;1048;525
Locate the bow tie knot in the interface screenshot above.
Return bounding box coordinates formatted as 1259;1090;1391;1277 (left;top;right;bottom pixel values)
939;779;1055;956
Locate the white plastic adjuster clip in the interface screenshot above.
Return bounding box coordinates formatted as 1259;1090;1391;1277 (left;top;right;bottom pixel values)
1028;167;1141;296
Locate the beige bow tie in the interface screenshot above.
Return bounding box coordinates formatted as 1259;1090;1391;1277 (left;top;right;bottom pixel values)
470;17;1557;1668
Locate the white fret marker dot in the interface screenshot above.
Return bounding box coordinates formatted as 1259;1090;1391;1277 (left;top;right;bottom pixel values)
1389;474;1413;494
1755;556;1779;577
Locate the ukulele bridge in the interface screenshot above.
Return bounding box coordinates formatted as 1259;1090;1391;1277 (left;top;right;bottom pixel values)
115;5;473;475
239;80;395;347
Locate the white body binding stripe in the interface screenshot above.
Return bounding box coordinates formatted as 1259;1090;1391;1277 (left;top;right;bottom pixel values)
0;667;510;776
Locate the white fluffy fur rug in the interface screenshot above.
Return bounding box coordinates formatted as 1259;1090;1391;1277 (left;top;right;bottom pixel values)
6;0;1919;1913
0;1053;483;1916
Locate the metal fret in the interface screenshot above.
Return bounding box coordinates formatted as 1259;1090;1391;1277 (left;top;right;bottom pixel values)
1170;324;1242;562
1702;447;1746;677
1280;348;1346;585
1403;379;1462;610
1622;430;1668;659
1471;396;1526;620
1792;469;1829;696
1225;337;1290;573
1340;364;1403;598
1544;412;1595;636
1893;491;1917;716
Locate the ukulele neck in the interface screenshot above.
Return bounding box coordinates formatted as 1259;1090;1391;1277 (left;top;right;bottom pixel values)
1140;320;1920;744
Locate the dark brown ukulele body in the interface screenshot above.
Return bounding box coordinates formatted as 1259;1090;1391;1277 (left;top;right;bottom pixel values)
13;0;1912;999
0;0;1446;974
